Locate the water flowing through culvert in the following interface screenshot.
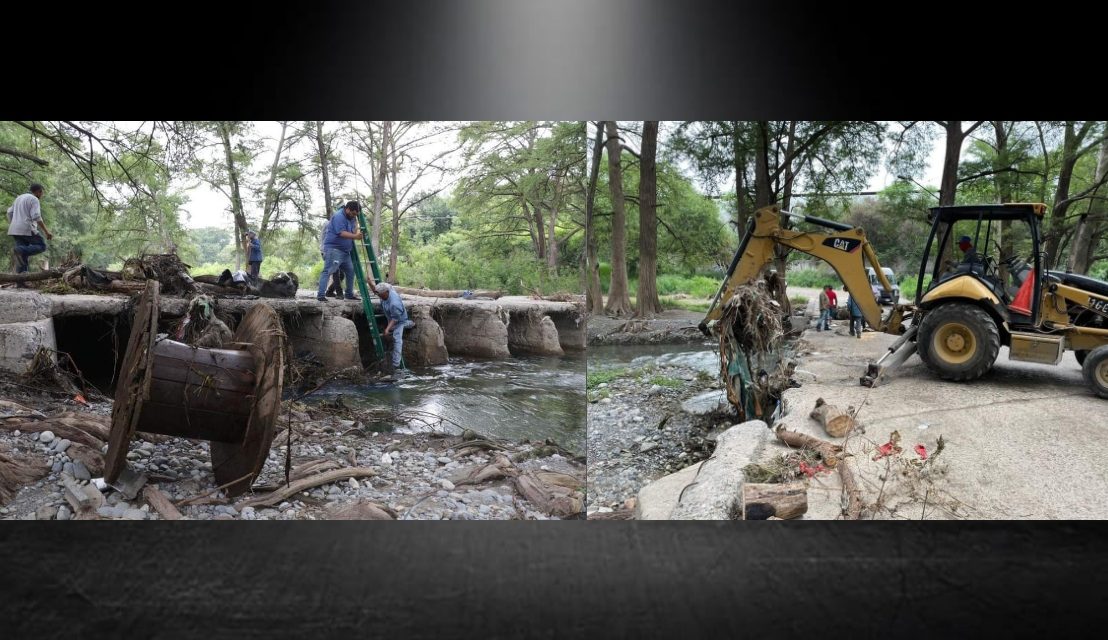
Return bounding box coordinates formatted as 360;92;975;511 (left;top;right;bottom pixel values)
294;353;586;456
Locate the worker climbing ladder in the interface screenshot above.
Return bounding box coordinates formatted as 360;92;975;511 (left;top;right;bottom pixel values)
349;211;406;369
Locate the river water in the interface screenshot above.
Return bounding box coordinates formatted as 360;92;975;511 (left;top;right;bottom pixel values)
301;353;586;455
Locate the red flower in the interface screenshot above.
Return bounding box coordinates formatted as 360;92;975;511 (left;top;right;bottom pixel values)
873;442;895;460
73;394;89;407
914;444;928;460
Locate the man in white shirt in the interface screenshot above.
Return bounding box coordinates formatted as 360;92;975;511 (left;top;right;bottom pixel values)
6;184;53;284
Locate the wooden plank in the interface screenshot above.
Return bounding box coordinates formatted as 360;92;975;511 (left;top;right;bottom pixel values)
147;377;255;413
135;401;248;443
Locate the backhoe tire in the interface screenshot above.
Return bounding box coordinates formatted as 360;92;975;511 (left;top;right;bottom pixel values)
1081;346;1108;399
917;303;1000;382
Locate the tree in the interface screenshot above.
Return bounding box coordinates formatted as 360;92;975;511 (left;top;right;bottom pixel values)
635;121;662;318
603;121;633;316
585;122;605;314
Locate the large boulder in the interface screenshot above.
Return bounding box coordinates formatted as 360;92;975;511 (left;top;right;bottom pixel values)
430;303;510;359
0;318;56;375
401;306;448;367
633;462;703;520
669;420;770;520
286;313;362;372
506;310;563;356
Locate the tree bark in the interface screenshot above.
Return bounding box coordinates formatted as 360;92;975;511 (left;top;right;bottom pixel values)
809;398;855;438
733;121;749;232
1044;122;1097;269
741;481;808;520
1068;137;1108;274
216;122;248;271
388;134;400;283
315;121;334;219
258;121;288;241
547;170;562;273
603;121;632;316
371;121;391;254
635;121;663;318
585;122;605;314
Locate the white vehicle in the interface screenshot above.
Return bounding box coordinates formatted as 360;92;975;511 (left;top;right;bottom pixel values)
866;266;900;304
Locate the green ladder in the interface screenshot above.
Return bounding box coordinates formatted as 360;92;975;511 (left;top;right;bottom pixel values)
349;211;406;369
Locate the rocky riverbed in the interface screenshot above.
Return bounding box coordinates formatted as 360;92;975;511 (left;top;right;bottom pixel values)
585;346;740;515
0;378;585;521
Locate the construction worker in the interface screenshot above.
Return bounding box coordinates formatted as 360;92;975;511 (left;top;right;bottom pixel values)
316;201;363;302
376;282;415;376
816;285;833;331
244;230;263;281
847;292;864;338
958;235;979;263
6;183;53;286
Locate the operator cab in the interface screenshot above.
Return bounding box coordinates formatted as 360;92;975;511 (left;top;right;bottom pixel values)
917;203;1045;326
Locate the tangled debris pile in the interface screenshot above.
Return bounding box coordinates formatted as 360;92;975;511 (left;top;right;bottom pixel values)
717;277;796;423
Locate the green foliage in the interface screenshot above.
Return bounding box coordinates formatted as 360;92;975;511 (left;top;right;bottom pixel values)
647;375;684;388
586;368;627;389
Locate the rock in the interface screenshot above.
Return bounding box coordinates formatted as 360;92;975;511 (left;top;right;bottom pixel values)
51;460;63;473
670;420;769;520
478;505;491;515
506;311;564;356
0;316;57;375
381;453;393;465
63;462;75;476
680;391;732;418
53;438;71;453
122;509;147;520
286;314;364;373
347;478;360;490
440;479;455;491
329;501;396;520
240;507;257;520
38;431;55;444
72;461;91;482
56;505;72;521
600;398;612;404
401;305;449;367
35;505;57;520
12;430;19;436
437;456;451;464
97;506;122;518
634;462;704;520
639;442;660;454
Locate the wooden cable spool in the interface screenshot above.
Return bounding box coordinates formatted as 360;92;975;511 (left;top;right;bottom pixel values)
105;280;286;497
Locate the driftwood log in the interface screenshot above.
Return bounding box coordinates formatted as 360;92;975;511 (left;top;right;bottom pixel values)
328;501;397;520
810;398;856;438
142;485;183;520
741;481;808;520
0;270;63;283
393;286;502;300
772;425;866;520
773;424;843;468
0;447;48;504
234;467;378;509
513;470;584;518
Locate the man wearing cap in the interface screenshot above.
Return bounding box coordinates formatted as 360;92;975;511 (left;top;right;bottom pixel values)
958;236;979;263
6;183;53;285
316;201;364;302
376;282;415;374
244;230;263;281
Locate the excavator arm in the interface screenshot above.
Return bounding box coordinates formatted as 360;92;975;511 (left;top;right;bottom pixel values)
701;204;907;337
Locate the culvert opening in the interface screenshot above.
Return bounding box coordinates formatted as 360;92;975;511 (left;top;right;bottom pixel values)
352;313;389;371
52;313;129;394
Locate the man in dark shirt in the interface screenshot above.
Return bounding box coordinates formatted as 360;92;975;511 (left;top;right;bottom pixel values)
316;201;364;302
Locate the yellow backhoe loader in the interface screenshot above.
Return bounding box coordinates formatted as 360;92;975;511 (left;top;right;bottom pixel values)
700;203;1108;401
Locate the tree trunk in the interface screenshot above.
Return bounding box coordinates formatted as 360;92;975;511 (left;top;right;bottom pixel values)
809;398;856;438
741;481;808;520
371;121;391;254
258;121;288;241
635;121;663;318
754;121;773;208
603;121;633;316
734;121;749;233
993;122;1014;286
315;121;334;219
585;122;605;314
1068;138;1108;274
934;121;971;268
217;122;248;271
388;135;400;283
547;170;562;273
773;121;797;276
1044;122;1085;269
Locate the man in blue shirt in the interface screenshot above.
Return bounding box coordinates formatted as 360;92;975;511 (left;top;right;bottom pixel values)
375;282;415;373
244;230;263;281
316;201;364;302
